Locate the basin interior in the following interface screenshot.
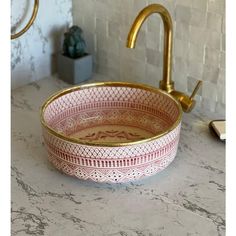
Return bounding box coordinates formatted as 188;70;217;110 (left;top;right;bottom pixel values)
43;84;181;144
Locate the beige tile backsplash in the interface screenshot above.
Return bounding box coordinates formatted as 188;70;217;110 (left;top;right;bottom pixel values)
73;0;225;113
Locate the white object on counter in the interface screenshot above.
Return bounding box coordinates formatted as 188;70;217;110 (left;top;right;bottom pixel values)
211;120;226;140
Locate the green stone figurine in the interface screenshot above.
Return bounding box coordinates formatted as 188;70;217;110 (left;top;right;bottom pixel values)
63;25;86;59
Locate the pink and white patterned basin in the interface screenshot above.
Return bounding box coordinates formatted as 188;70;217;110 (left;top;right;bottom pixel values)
41;82;182;183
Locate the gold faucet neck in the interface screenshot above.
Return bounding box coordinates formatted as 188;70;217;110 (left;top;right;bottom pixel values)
126;4;174;92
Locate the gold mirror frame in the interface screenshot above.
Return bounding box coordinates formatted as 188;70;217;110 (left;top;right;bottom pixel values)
11;0;39;40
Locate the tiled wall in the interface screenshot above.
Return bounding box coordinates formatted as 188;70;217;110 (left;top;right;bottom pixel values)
11;0;72;89
73;0;225;113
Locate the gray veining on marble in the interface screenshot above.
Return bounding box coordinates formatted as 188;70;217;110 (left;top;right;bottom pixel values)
12;75;225;236
11;0;72;89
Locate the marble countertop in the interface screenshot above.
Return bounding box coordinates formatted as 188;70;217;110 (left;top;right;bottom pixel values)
12;75;225;236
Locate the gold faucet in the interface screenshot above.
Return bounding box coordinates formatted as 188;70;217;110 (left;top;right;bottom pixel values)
126;4;202;113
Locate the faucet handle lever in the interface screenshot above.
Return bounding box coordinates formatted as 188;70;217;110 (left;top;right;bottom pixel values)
190;80;202;100
170;80;202;113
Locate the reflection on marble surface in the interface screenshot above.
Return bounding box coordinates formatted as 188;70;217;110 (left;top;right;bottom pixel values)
12;75;225;236
11;0;72;89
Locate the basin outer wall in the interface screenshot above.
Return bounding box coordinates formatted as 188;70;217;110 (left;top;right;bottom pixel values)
42;122;181;183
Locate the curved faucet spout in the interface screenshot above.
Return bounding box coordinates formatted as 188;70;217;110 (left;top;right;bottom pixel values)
126;4;174;93
126;4;202;113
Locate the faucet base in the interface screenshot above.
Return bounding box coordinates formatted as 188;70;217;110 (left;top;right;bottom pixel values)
159;80;175;93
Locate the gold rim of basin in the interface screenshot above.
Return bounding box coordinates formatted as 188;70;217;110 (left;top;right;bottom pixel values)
40;81;182;147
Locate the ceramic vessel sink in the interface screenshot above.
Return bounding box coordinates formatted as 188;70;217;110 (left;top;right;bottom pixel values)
41;82;182;183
